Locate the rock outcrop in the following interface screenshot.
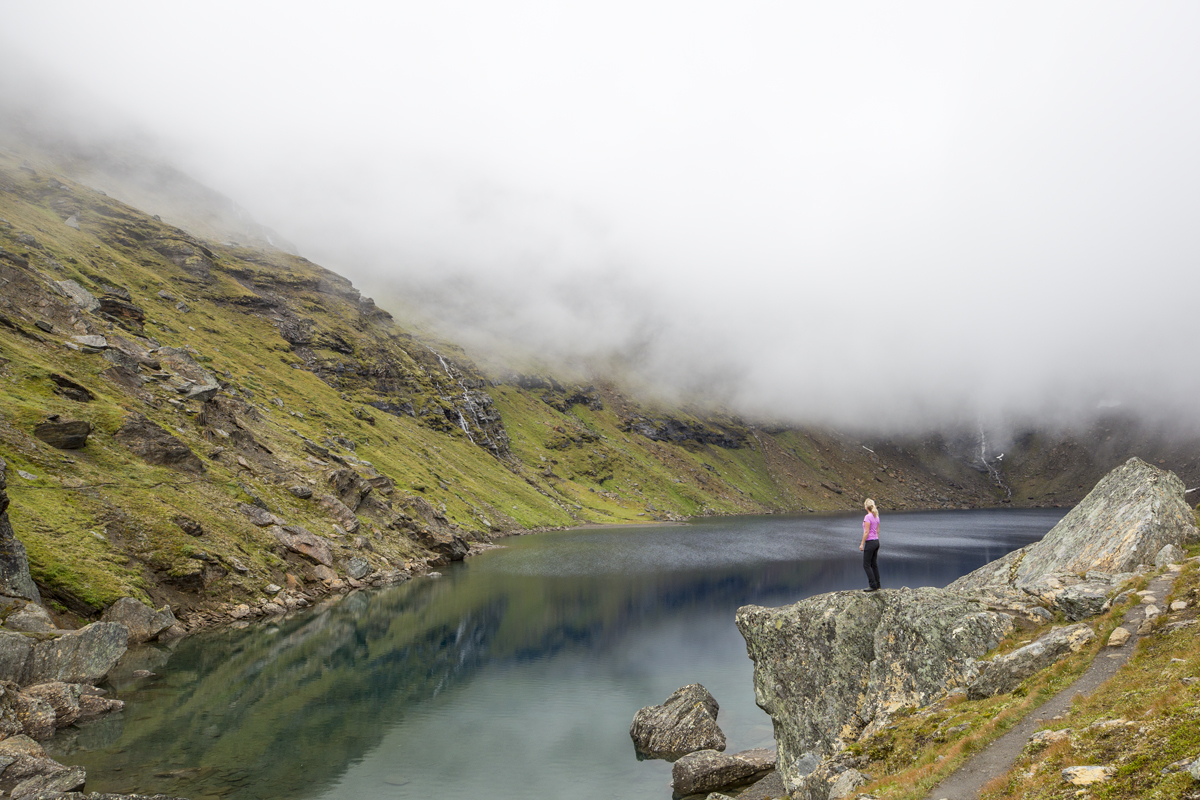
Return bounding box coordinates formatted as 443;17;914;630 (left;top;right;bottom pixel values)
0;458;41;604
630;683;726;759
737;587;1012;792
113;414;205;473
950;458;1198;615
32;418;92;450
736;457;1197;799
10;623;128;686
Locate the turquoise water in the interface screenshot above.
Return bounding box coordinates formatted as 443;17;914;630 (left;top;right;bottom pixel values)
53;508;1066;800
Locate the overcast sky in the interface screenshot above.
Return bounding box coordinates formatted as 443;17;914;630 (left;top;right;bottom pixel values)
3;2;1199;432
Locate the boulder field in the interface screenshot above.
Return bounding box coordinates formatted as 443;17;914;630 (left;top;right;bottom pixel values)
736;457;1199;798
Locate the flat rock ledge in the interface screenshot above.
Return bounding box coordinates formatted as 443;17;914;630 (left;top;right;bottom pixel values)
630;683;725;760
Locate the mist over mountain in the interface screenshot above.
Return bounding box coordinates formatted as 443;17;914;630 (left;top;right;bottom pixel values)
4;2;1200;436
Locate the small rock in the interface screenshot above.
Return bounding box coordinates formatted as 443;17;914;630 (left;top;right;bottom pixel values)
229;604;251;620
1154;543;1186;568
311;565;338;583
264;584;282;594
1106;627;1131;647
631;684;726;760
100;597;176;644
157;290;177;301
345;557;373;580
1187;756;1200;781
1062;765;1115;785
16;470;37;481
71;334;108;350
261;602;285;616
1144;604;1161;619
12;764;87;797
4;604;56;633
1029;729;1071;748
173;516;204;537
1170;600;1188;612
288;485;313;499
829;767;867;798
54;280;99;311
64;215;80;229
132;669;156;678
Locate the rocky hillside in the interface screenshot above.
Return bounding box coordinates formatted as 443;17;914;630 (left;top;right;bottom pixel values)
1;140;1197;629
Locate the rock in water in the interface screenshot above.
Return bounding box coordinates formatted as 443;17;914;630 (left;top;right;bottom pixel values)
967;623;1095;699
100;597;176;644
630;683;726;759
736;587;1012;792
0;458;41;603
33;419;92;450
22;622;128;685
670;748;775;795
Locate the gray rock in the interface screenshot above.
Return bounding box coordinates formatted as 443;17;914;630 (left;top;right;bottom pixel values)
100;598;176;644
288;485;313;499
33;419;92;450
11;764;87;798
71;334;108;350
114;414;204;473
317;494;360;534
270;525;333;567
23;622;128;685
344;557;373;580
1187;756;1200;781
952;458;1198;596
968;623;1095;699
829;767;868;798
237;503;277;527
0;734;45;757
0;681;56;740
24;681;83;726
1155;543;1186;568
737;587;1012;787
4;604;56;633
630;683;726;759
672;749;773;796
53;281;99;311
0;632;34;681
185;382;220;402
64;215;81;230
0;459;41;603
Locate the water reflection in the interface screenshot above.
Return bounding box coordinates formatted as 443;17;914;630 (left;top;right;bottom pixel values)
53;509;1065;800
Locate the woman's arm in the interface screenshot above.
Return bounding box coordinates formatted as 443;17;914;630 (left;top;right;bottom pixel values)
860;518;869;551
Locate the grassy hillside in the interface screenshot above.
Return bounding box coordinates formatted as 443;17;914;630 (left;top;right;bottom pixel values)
1;143;1196;627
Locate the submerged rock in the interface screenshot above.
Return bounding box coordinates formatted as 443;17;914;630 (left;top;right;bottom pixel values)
630;683;726;759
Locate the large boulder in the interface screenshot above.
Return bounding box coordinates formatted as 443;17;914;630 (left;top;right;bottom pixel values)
671;748;776;796
100;598;176;644
23;623;128;685
967;623;1095;699
0;459;41;603
630;683;726;759
951;458;1198;598
114;414;204;473
736;587;1012;792
10;764;87;798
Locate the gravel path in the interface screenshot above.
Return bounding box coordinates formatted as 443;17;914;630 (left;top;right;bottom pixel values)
922;569;1179;800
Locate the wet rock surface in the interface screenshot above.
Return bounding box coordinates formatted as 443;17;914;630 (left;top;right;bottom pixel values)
630;683;726;759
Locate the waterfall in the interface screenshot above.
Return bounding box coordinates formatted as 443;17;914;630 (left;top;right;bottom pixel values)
433;352;493;447
977;424;1012;499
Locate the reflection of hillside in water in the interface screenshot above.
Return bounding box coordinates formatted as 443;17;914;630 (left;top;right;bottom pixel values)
53;555;829;800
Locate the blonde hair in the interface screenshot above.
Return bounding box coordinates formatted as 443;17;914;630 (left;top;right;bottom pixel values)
864;498;879;518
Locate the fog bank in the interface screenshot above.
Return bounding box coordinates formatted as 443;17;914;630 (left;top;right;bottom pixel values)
3;2;1199;433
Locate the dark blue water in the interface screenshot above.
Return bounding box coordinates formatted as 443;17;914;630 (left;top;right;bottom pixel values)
53;508;1066;800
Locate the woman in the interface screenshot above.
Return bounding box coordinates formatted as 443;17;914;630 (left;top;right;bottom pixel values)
859;498;881;592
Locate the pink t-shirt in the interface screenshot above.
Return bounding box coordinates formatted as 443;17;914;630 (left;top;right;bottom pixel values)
863;513;879;541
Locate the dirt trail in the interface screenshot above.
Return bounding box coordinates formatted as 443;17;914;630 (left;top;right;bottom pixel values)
922;570;1179;800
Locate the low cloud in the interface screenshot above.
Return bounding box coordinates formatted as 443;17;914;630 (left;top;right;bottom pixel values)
3;2;1199;434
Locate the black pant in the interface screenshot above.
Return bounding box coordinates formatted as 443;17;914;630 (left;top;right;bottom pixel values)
863;539;880;589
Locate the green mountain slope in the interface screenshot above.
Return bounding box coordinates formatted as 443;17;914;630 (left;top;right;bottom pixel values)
1;144;1196;626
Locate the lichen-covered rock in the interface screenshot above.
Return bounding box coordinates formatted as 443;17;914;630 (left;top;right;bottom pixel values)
737;587;1012;791
630;683;726;759
4;603;56;633
671;748;774;796
967;623;1094;699
23;622;128;685
24;681;83;727
0;458;41;604
10;763;87;798
1155;543;1186;568
952;458;1198;598
100;597;176;644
